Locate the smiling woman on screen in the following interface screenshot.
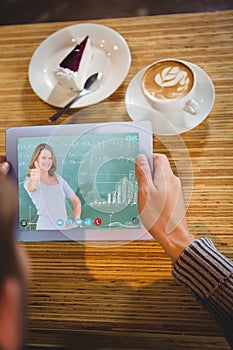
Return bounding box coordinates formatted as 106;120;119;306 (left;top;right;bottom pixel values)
24;143;81;230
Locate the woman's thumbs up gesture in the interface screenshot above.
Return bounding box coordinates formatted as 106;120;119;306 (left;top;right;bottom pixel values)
28;161;40;191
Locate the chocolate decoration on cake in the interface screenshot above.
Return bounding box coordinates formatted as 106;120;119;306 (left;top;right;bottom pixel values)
60;36;89;72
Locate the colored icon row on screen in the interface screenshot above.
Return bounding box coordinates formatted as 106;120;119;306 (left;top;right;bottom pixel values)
57;218;102;227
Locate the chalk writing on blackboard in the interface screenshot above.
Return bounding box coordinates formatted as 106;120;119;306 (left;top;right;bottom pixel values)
18;133;140;230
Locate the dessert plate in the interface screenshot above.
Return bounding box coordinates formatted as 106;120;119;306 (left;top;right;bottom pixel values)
29;23;131;108
125;61;215;135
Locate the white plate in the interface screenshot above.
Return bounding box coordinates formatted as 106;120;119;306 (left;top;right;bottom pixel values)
29;23;131;108
125;61;215;135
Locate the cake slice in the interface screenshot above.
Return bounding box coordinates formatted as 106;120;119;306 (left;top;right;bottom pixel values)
54;36;92;91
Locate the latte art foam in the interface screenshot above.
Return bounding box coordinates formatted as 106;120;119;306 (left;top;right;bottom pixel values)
142;60;194;100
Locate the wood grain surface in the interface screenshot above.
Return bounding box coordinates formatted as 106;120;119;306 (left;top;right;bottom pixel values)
0;10;233;350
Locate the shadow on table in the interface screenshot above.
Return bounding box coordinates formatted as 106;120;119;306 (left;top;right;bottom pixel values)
25;221;231;349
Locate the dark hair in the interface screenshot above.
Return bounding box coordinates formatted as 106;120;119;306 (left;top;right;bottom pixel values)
0;173;23;292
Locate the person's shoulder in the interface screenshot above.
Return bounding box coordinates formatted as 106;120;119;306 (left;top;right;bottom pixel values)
56;174;62;182
56;174;68;186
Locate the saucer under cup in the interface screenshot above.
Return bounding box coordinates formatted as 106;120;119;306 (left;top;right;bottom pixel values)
125;60;215;135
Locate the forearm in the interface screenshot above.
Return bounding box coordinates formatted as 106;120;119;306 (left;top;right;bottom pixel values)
173;237;233;348
72;198;82;220
148;214;195;263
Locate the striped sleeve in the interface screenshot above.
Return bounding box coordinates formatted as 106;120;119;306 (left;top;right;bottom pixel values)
172;237;233;349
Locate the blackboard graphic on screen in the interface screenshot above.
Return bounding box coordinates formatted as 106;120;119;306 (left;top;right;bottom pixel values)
18;133;140;231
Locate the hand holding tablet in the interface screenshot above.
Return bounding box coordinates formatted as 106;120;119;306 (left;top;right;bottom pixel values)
6;121;153;244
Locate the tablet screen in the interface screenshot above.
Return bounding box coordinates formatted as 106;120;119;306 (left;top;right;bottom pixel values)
6;122;153;242
18;132;140;231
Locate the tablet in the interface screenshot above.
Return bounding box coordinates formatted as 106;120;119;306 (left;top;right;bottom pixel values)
6;121;153;243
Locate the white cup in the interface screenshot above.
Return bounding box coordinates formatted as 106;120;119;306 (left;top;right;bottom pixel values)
141;59;200;115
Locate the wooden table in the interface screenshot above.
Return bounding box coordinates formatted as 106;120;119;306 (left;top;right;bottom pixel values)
0;10;233;350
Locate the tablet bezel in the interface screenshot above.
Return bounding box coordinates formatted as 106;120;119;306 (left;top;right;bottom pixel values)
6;121;153;242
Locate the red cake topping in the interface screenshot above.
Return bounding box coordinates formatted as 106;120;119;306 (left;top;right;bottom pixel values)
59;36;89;72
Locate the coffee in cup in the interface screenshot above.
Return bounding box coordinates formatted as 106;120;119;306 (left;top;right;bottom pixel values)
141;59;200;115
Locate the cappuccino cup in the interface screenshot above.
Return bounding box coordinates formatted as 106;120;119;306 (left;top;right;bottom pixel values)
141;59;200;115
